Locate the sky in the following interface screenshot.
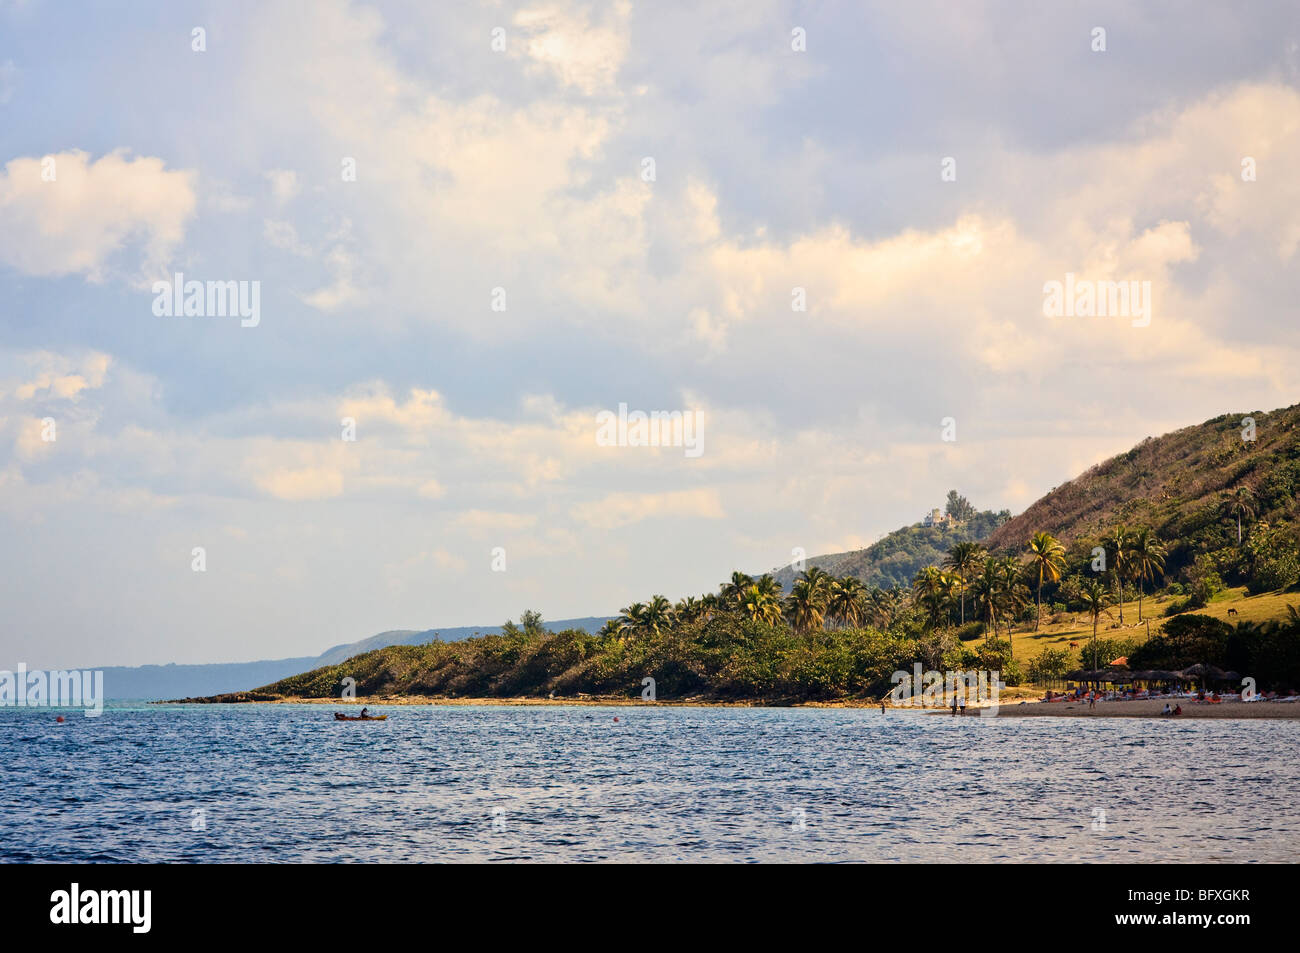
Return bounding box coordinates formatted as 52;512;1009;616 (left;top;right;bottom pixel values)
2;0;1299;667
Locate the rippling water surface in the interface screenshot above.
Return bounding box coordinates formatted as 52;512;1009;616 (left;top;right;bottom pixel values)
2;704;1295;862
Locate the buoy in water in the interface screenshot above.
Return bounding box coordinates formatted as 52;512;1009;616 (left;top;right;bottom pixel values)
56;716;65;723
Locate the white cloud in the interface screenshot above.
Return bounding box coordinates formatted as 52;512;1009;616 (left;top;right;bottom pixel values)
571;488;725;530
0;149;195;281
263;168;300;204
512;2;631;95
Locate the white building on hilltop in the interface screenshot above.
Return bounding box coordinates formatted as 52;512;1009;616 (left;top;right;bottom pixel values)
922;508;951;528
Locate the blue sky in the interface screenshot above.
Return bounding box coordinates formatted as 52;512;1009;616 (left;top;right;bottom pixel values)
2;0;1299;667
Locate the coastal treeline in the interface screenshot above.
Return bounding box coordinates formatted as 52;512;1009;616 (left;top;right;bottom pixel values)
226;483;1300;702
236;613;1012;703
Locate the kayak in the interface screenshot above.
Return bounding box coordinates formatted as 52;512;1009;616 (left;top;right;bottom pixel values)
333;713;387;721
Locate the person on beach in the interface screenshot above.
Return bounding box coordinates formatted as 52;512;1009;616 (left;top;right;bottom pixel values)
1089;693;1096;710
959;694;966;715
880;699;886;714
951;695;958;716
1174;704;1182;716
1162;703;1171;715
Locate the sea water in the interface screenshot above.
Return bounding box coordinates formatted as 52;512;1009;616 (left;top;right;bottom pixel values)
1;704;1294;862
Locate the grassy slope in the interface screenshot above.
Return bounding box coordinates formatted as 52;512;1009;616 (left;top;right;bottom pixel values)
991;586;1295;663
985;405;1300;553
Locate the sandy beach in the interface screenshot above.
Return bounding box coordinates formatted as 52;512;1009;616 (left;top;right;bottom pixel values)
173;693;1300;718
990;697;1300;719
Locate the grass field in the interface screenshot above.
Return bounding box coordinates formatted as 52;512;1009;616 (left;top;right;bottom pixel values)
981;586;1298;665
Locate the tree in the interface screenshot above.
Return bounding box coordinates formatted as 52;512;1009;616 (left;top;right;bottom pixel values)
786;578;826;633
866;587;906;629
675;596;704;623
644;595;674;634
911;566;947;629
996;555;1028;656
1129;528;1167;621
1079;579;1112;669
519;609;545;637
1026;532;1067;631
720;571;754;608
1224;486;1256;546
1106;526;1131;624
743;584;784;625
944;541;986;625
827;576;867;628
972;561;1001;638
945;490;977;523
617;602;647;635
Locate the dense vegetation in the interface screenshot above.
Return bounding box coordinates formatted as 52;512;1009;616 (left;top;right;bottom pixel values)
769;492;1009;591
206;612;1017;704
201;409;1300;703
986;406;1300;594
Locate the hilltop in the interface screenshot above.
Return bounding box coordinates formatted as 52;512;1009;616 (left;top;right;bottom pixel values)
984;406;1300;578
768;499;1009;591
179;402;1300;706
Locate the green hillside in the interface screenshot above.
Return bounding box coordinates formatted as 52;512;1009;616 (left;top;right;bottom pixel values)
185;403;1300;705
985;405;1300;594
769;495;1009;591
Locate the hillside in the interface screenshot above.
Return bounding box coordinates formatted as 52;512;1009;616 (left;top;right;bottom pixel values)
179;402;1300;705
984;405;1300;581
768;505;1010;591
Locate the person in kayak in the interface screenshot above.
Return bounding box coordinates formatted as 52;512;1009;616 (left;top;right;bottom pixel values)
359;707;370;719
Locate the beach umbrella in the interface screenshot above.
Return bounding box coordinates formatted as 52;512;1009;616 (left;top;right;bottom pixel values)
1181;663;1226;691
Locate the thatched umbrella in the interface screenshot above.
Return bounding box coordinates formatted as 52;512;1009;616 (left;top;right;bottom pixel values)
1181;663;1227;692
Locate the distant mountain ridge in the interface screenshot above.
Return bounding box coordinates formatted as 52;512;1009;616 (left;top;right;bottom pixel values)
95;617;612;699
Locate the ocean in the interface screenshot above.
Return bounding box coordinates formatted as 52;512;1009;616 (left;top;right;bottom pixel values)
2;704;1295;862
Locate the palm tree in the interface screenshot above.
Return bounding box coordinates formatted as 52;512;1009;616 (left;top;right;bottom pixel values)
1027;532;1067;630
743;584;784;625
1106;526;1130;624
699;592;721;620
675;596;703;623
720;571;754;608
938;572;962;628
971;560;1001;638
911;566;947;629
866;586;905;629
827;576;867;628
944;541;986;624
785;578;826;633
1129;528;1167;622
618;602;647;634
996;555;1027;656
1224;486;1256;545
644;594;674;634
1078;579;1112;669
801;567;833;604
